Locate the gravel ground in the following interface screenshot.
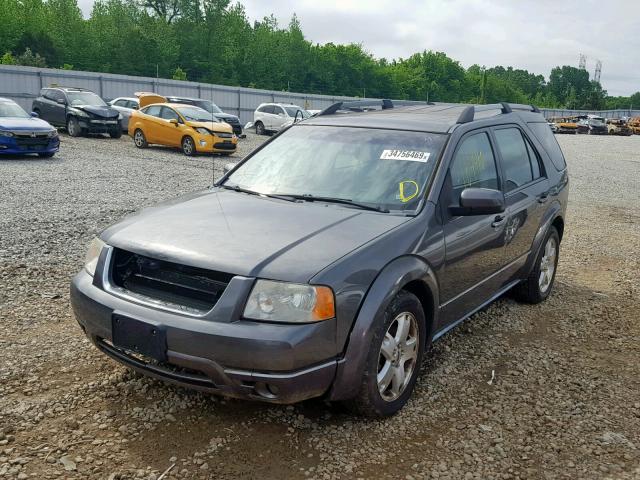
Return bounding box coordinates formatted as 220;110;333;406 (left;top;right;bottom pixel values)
1;132;639;480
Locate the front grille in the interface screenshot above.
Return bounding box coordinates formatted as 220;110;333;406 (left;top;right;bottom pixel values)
111;248;232;312
214;142;236;150
15;134;50;147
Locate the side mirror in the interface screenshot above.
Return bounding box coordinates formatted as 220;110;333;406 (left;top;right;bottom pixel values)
450;188;505;216
223;163;235;175
56;98;66;105
30;111;39;118
169;118;179;126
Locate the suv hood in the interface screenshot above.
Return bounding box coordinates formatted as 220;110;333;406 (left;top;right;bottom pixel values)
0;117;54;131
101;189;411;283
215;113;240;123
73;105;119;119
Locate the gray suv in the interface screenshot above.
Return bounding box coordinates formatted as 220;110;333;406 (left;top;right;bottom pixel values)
71;101;568;416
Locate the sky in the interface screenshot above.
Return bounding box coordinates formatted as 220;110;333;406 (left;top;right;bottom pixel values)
77;0;640;96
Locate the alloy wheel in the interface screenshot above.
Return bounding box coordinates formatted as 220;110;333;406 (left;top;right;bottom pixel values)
538;236;557;293
377;312;419;402
134;130;145;147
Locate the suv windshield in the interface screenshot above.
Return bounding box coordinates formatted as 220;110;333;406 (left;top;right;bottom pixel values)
66;92;107;107
0;102;29;118
176;106;218;122
223;125;447;212
191;100;223;114
284;106;309;118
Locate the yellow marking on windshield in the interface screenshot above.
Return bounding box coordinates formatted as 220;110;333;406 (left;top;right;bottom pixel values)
399;180;419;203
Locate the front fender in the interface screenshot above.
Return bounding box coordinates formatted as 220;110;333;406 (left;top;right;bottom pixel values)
328;255;439;401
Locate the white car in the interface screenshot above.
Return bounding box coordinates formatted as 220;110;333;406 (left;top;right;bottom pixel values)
247;103;310;135
108;97;139;131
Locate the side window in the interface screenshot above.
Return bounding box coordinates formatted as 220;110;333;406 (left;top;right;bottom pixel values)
160;106;180;121
273;106;285;116
527;122;567;171
524;137;543;179
449;132;499;206
144;105;162;117
48;90;64;103
493;128;533;193
113;99;126;107
127;101;138;109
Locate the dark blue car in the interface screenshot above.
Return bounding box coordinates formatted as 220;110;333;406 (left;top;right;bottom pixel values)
0;97;59;157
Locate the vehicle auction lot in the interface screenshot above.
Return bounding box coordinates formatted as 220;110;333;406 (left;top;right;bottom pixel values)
1;133;639;479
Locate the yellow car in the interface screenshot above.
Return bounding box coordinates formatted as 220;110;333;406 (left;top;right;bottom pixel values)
128;94;237;156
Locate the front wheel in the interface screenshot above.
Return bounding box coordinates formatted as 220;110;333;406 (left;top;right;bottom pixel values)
133;129;148;148
67;117;81;137
514;226;560;304
345;290;426;417
255;121;266;135
181;136;196;156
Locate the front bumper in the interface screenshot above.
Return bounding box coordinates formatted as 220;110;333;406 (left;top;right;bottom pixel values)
0;136;59;154
194;134;238;154
79;118;120;133
70;268;337;403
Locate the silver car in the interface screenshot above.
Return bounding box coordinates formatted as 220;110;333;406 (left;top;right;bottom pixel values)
108;97;139;131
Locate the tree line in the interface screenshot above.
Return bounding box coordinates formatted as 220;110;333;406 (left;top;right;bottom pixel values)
1;0;638;110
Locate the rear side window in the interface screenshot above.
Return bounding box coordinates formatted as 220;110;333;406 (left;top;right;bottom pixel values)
258;105;273;114
494;128;535;192
449;132;499;205
528;122;567;171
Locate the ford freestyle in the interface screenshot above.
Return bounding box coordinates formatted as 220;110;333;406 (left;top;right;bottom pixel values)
71;101;568;417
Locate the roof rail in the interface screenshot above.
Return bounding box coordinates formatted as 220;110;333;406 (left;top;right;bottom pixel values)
456;102;541;124
319;99;394;116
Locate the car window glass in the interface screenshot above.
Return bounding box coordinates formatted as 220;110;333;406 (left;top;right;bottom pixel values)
160;107;180;121
47;90;64;102
449;132;499;205
273;106;285;116
127;101;138;109
144;105;162;117
494;128;533;193
528;122;567;170
525;137;542;179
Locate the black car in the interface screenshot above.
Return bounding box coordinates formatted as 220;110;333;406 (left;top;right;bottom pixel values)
164;96;242;135
32;87;122;138
71;100;568;417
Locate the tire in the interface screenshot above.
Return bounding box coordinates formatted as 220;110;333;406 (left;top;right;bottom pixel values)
67;117;81;137
344;290;426;417
133;129;148;148
109;129;122;139
38;152;55;158
181;136;196;156
255;121;265;135
513;226;560;304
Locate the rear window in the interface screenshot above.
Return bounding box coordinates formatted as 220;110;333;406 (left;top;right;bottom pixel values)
527;122;567;171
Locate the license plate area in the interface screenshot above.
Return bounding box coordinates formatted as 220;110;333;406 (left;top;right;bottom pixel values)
111;315;167;362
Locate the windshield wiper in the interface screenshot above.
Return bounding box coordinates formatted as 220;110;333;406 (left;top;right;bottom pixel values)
273;194;389;213
217;184;297;201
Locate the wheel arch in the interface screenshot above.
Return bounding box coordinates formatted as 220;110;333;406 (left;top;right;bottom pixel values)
328;255;439;401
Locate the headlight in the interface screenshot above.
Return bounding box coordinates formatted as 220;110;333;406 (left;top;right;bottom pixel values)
118;113;123;120
47;129;58;138
84;237;106;276
0;130;14;138
195;127;210;135
243;280;335;323
71;109;89;118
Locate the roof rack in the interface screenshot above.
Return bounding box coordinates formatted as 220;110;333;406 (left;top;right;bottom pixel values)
47;85;89;91
456;102;541;124
318;99;436;116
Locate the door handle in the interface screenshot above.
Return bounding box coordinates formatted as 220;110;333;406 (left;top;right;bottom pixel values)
491;214;506;228
538;193;549;204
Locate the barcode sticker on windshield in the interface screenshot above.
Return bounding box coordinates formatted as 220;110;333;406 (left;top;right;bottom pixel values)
380;150;430;162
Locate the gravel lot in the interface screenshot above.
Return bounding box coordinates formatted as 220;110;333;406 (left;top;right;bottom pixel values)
1;132;639;480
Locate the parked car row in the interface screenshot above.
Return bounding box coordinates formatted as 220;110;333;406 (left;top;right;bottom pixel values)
548;114;637;136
